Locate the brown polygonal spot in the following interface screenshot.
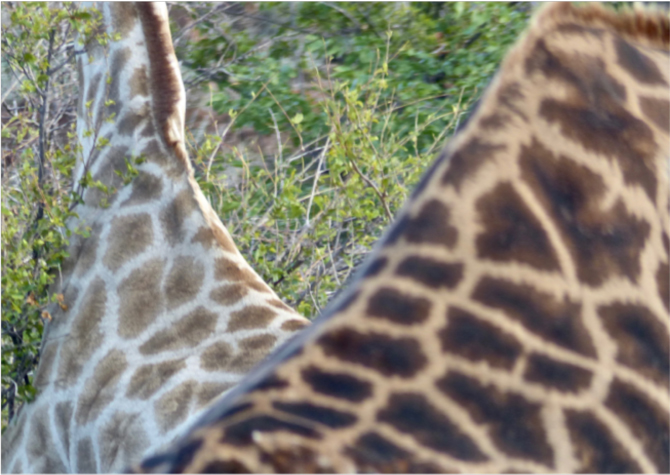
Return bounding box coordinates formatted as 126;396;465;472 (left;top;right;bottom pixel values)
566;409;642;472
437;371;553;465
396;256;464;289
475;182;560;272
191;226;236;253
301;366;372;402
110;3;138;37
472;277;595;356
164;256;205;309
615;38;668;86
598;302;669;386
129;64;149;98
57;278;106;386
639;96;669;131
364;257;388;278
386;200;458;249
121;172;163;207
75;349;128;424
522;353;592;392
366;287;432;325
196;382;234;408
441;138;506;192
440;306;522;370
228;333;278;373
227;306;278;332
210;283;249;306
318;328;427;378
160;189;198;247
127;358;186;400
214;257;258;283
377;392;487;462
103;213;153;272
139;306;217;355
154;380;197;433
281;318;309;331
118;258;164;338
496;82;529;123
520;139;650;286
140;140;167;168
480;113;506;131
199;341;234;372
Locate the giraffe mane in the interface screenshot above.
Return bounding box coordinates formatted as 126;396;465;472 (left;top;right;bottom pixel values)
136;3;190;170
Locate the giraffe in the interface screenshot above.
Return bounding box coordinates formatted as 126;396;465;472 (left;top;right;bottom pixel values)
1;3;309;473
134;3;670;473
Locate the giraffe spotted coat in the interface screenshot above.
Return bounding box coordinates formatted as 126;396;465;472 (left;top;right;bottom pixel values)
0;4;308;473
135;3;670;473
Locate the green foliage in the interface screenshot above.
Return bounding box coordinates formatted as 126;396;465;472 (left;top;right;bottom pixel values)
181;3;530;151
181;2;532;317
1;2;104;430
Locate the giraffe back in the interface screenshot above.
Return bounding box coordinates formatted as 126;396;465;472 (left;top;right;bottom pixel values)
1;4;308;473
136;3;670;473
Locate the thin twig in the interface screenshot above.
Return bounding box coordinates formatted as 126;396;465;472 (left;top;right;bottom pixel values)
304;137;329;228
344;142;393;221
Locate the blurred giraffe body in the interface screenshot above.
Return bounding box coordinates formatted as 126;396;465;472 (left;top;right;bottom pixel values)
0;3;308;473
135;3;670;473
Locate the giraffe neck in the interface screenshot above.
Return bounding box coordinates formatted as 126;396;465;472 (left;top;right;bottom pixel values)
1;4;308;473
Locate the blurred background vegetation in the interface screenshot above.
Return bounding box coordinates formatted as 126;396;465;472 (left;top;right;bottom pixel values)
1;1;536;429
